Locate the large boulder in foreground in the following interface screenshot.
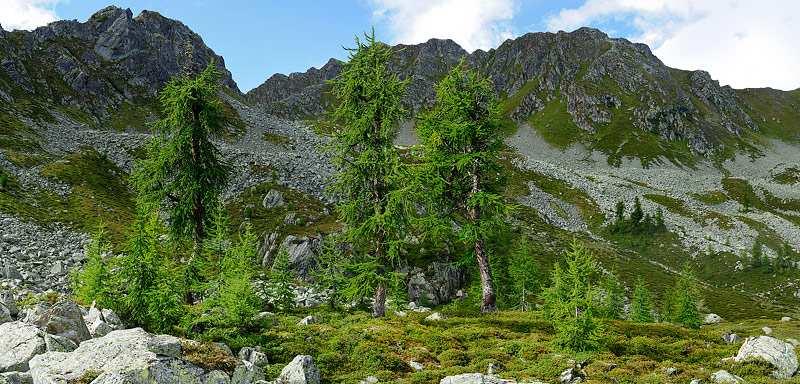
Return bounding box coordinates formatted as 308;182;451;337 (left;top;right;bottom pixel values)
734;336;798;379
0;322;46;373
28;328;260;384
24;300;91;345
275;355;320;384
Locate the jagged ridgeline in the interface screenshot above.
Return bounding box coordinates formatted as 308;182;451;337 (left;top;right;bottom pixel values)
247;28;800;166
0;6;239;128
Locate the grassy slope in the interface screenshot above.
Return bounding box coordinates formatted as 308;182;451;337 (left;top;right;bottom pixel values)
253;310;800;384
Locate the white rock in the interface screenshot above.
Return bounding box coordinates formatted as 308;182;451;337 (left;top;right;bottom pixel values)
763;326;773;335
43;334;76;353
703;313;723;324
27;328;212;384
231;360;266;384
781;316;792;322
88;318;113;338
710;370;743;383
276;355;320;384
408;360;423;371
298;316;316;326
425;312;443;322
734;336;798;379
0;322;46;372
359;376;379;384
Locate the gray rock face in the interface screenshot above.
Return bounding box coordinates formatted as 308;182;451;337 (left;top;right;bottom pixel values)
280;236;321;280
245;28;756;154
24;300;90;345
0;5;239;119
275;355;320;384
710;370;744;383
406;262;467;306
734;336;798;379
0;322;46;373
28;328;218;384
704;313;723;324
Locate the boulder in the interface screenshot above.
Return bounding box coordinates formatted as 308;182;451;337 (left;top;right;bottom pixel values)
710;370;743;383
359;376;379;384
0;292;17;318
27;328;214;384
704;313;723;324
409;360;424;371
781;316;792;322
262;190;285;209
734;336;798;379
763;326;773;335
0;322;46;372
0;371;33;384
43;334;76;353
275;355;320;384
231;361;265;384
722;332;741;344
298;316;316;326
25;300;90;345
88;318;114;338
238;347;268;368
0;303;11;325
438;373;531;384
425;312;443;322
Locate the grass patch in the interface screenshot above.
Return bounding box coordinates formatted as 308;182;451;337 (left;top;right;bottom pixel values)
692;190;729;205
263;132;293;147
643;194;692;217
773;166;800;184
527;97;583;150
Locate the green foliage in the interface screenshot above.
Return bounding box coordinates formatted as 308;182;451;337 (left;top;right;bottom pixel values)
542;240;602;352
131;63;230;244
607;198;667;236
268;248;296;313
417;62;511;313
664;265;702;329
597;274;625;320
327;31;411;316
630;278;655;323
492;238;542;310
116;208;186;333
71;224;113;307
0;171;7;191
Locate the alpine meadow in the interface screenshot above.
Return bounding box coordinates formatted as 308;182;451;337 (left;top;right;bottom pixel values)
2;3;800;384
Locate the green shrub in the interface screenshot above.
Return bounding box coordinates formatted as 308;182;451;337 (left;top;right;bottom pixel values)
71;224;113;307
630;278;655;323
542;240;603;352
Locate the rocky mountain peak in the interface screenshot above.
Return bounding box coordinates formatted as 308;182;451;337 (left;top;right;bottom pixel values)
0;6;239;121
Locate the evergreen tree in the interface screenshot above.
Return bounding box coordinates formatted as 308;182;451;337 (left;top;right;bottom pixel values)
668;264;702;329
417;62;510;313
132;63;231;247
72;224;113;308
117;209;185;333
328;31;411;317
630;278;654;323
542;240;602;352
598;274;625;320
614;201;625;224
751;239;764;269
630;197;644;227
269;248;296;312
494;238;541;311
204;223;262;328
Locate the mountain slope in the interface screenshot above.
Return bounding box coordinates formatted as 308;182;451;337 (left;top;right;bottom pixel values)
0;6;238;128
247;28;800;167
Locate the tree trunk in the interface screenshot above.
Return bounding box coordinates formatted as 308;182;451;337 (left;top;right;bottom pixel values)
372;281;387;317
469;161;496;313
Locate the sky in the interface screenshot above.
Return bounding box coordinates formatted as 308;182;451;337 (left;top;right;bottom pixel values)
0;0;798;92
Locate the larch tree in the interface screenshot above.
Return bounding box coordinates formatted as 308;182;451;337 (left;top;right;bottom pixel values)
132;62;230;249
417;62;509;313
328;31;412;318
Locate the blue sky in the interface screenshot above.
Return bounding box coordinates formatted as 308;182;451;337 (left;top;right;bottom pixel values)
2;1;799;91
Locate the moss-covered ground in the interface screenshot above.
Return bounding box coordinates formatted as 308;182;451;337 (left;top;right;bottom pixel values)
238;309;800;384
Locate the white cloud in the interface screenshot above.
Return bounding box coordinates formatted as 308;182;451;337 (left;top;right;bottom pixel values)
369;0;517;53
0;0;60;31
546;0;800;90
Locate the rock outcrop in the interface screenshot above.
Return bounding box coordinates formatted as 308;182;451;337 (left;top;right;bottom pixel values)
275;355;320;384
734;336;798;379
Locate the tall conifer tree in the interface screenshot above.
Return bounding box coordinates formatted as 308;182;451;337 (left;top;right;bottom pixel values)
418;62;509;313
328;31;411;317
